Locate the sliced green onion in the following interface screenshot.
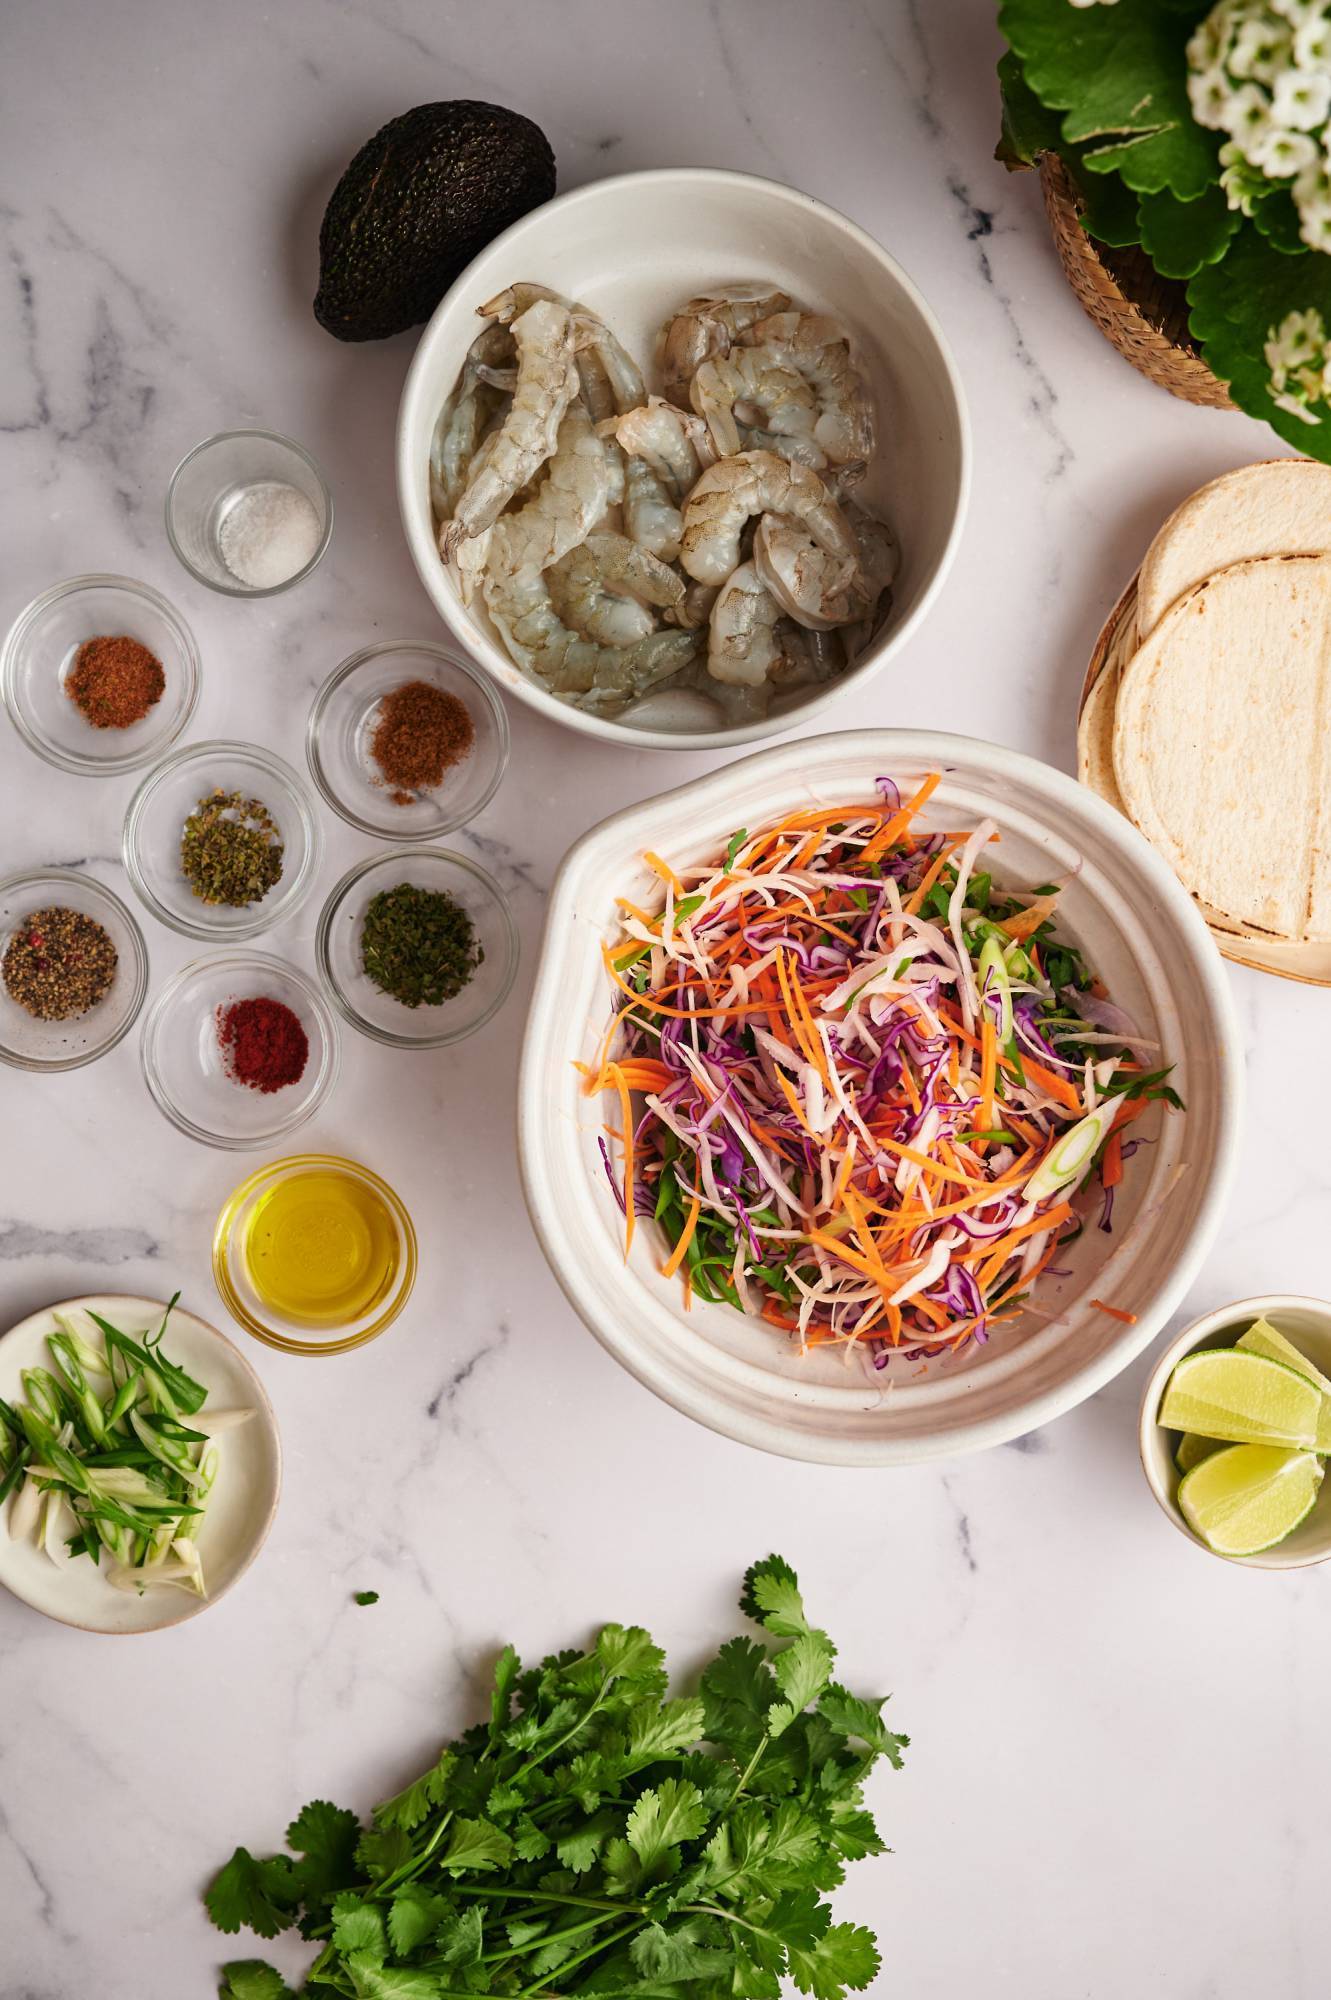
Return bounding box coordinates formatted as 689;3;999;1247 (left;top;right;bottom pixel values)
1024;1104;1115;1203
977;936;1013;1044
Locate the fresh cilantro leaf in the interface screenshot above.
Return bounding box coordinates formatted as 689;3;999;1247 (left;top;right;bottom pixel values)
630;1920;733;1982
760;1886;831;1953
344;1953;442;1999
556;1807;620;1874
819;1684;910;1768
772;1632;836;1715
824;1806;886;1862
626;1695;705;1766
601;1834;645;1895
387;1884;450;1958
701;1636;775;1748
626;1777;708;1873
490;1641;520;1738
217;1962;295;2000
511;1817;552;1862
354;1590;379;1606
374;1753;453;1831
435;1906;484;1966
732;1948;783;1999
331;1893;386;1957
441;1817;512;1873
286;1802;361;1907
355;1824;413;1882
725;828;748;871
741;1555;811;1639
205;1849;299;1938
787;1921;881;1999
595;1622;669;1689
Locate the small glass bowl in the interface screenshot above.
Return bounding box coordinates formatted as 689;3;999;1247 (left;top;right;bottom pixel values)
0;869;150;1072
2;575;200;775
306;641;509;840
316;847;518;1047
212;1152;417;1355
140;950;340;1150
123;740;323;942
165;430;332;597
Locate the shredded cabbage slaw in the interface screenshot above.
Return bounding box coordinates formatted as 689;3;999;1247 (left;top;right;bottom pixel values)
584;775;1177;1362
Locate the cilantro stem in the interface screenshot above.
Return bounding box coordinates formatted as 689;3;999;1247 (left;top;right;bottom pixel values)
460;1884;647;1916
513;1916;642;1997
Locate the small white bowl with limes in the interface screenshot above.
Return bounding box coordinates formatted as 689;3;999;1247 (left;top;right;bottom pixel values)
1140;1296;1331;1568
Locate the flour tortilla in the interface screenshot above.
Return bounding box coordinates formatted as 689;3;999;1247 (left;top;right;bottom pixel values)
1138;459;1331;638
1114;555;1331;940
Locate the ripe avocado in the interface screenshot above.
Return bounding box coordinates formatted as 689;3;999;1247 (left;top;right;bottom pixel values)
314;100;556;342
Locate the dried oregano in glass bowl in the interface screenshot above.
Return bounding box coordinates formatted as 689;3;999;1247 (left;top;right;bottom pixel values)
999;0;1331;452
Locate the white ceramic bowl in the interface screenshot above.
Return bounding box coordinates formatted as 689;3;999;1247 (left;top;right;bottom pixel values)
519;729;1242;1464
0;1294;281;1632
1139;1294;1331;1569
398;168;969;750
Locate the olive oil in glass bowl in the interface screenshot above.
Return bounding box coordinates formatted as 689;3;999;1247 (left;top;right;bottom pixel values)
213;1154;416;1354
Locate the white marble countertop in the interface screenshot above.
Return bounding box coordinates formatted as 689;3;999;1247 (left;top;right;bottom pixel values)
3;2;1328;1994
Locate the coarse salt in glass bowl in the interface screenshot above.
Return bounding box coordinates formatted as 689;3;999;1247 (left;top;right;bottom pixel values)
0;869;150;1072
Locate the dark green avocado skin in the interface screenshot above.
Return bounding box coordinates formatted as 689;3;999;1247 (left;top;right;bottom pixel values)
314;100;556;341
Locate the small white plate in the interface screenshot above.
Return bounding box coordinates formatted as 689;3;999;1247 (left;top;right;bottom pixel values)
0;1294;281;1633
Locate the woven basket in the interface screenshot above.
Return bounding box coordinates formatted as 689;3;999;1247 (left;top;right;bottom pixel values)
1039;153;1234;411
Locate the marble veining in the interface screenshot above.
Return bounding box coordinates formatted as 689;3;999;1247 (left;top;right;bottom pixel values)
1;1;1326;1995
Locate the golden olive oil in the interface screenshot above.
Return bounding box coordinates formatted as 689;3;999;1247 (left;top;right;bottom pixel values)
242;1168;400;1325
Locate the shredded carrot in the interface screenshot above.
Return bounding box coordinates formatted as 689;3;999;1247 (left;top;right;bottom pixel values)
662;1195;701;1278
1101;1130;1124;1189
1089;1298;1138;1325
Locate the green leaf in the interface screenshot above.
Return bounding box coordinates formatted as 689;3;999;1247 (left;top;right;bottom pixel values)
823;1806;886;1862
205;1849;300;1939
375;1753;454;1832
345;1954;443;1999
217;1962;295;2000
512;1816;552;1862
756;1886;829;1955
626;1777;709;1873
772;1633;836;1716
741;1555;810;1639
387;1885;451;1958
701;1637;774;1748
354;1590;379;1606
286;1801;361;1907
999;0;1217;197
355;1824;414;1882
1137;184;1238;280
441;1817;513;1873
332;1894;386;1957
818;1685;909;1768
435;1906;485;1967
629;1920;734;1983
626;1696;706;1766
787;1922;881;1999
490;1642;520;1737
595;1622;668;1689
556;1807;621;1874
724;828;749;870
1076;163;1142;250
1189;227;1331;462
995;46;1062;170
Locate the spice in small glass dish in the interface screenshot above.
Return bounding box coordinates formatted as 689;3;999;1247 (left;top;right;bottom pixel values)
181;789;284;907
218;482;323;590
360;881;482;1007
2;906;117;1019
217;995;309;1093
369;680;474;805
65;634;166;729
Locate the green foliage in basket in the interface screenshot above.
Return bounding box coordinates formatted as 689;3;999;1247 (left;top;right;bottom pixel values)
997;0;1331;459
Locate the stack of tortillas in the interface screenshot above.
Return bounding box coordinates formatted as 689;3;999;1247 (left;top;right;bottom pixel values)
1078;459;1331;976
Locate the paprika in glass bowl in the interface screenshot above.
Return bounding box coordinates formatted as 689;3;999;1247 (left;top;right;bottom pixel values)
139;950;339;1149
306;641;509;841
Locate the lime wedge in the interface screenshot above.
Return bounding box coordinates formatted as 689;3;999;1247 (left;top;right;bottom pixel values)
1159;1348;1321;1449
1237;1318;1331;1451
1178;1444;1323;1556
1175;1431;1223;1473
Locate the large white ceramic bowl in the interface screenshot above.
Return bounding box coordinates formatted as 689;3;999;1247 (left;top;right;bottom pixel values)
398;168;969;750
519;730;1243;1464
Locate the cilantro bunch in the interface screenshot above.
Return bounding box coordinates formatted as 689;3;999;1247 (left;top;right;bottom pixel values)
997;0;1331;461
207;1558;904;2000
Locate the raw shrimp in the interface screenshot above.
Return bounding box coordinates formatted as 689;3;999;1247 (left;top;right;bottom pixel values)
478;282;568;323
487;400;615;576
707;561;784;686
753;511;860;631
846;504;899;607
487;555;699;699
679;450;858;588
690;344;819;461
739;427;829;472
659;283;791;407
666;578;720;631
547;532;684;647
430;325;514;520
611;397;714;496
738;311;874;466
622;455;682;563
441;299;578;557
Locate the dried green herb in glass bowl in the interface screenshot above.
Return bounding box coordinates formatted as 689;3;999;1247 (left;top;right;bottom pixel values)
180;789;284;907
360;880;482;1007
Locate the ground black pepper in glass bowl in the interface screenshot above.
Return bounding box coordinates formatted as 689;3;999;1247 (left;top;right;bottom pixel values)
315;848;517;1047
0;869;149;1071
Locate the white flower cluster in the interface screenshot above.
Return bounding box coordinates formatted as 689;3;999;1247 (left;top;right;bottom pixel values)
1188;1;1331;250
1265;305;1331;418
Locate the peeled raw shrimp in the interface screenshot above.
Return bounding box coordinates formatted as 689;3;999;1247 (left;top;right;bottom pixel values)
707;561;784;686
690;345;819;462
753;512;860;631
441;299;578;558
547;532;684;647
487;400;615;575
611;396;715;495
679;450;859;589
659;283;792;407
430;325;514;520
667;578;720;631
737;311;874;466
